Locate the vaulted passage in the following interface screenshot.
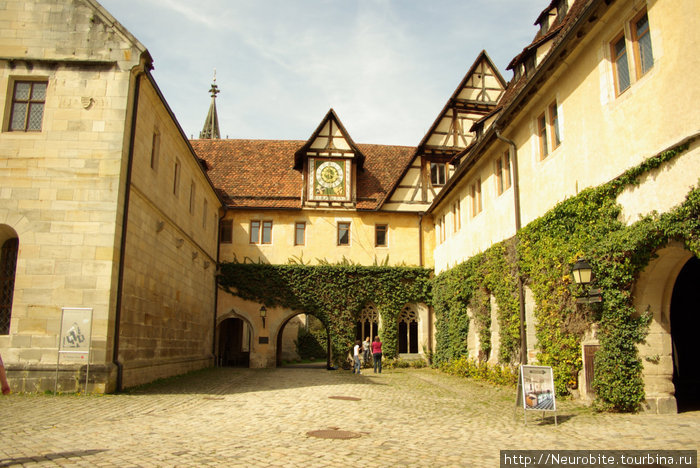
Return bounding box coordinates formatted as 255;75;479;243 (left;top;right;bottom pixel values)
670;256;700;412
218;318;251;367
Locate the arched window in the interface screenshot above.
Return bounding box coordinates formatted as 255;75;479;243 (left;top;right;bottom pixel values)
0;237;19;335
398;305;419;354
355;304;378;342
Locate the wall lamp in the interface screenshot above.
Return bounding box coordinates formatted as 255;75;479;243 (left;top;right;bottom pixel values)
571;257;602;303
259;306;267;328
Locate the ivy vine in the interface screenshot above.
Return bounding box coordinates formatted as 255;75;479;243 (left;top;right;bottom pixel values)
217;264;431;366
432;138;698;411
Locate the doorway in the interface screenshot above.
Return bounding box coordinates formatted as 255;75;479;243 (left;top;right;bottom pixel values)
218;317;251;367
670;256;700;412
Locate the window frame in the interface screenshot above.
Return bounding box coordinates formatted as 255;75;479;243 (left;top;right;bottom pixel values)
337;221;351;246
150;129;160;171
452;201;461;232
430;162;447;186
249;220;261;244
470;179;482;217
294;222;306;246
173;160;181;196
611;31;631;96
8;80;48;132
261;220;273;245
631;9;654;79
548;101;561;150
375;224;388;247
496;150;512;196
220;219;233;244
189;181;196;214
537;112;549;160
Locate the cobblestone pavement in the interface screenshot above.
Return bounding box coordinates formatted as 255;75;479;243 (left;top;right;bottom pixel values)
0;366;698;467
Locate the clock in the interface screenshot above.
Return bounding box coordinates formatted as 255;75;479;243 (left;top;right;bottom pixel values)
315;161;344;189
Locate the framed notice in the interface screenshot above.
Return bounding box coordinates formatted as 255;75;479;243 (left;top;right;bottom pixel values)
55;308;93;393
515;365;557;425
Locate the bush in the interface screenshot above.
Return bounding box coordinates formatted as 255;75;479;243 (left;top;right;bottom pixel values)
439;357;518;387
295;326;325;360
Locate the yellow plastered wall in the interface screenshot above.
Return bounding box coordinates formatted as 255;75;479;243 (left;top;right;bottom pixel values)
220;209;426;267
434;0;700;272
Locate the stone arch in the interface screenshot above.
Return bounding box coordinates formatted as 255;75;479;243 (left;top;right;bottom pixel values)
633;242;695;413
216;309;254;367
398;304;419;354
0;224;19;335
274;311;329;368
355;303;380;342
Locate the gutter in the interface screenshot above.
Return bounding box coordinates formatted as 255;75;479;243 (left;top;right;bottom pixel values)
495;130;527;365
112;61;148;392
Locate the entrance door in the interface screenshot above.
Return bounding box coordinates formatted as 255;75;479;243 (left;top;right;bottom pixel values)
670;256;700;411
218;318;250;367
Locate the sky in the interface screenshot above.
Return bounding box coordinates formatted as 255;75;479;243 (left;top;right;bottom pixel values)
98;0;546;146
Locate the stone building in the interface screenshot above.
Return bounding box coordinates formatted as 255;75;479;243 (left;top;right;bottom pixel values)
429;0;699;412
0;0;697;414
0;0;222;392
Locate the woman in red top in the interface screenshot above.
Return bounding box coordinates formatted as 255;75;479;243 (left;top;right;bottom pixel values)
371;336;382;374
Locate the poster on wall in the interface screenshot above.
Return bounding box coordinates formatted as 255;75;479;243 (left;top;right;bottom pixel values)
520;365;556;411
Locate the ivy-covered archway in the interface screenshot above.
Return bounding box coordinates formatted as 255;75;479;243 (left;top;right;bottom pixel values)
217;264;432;367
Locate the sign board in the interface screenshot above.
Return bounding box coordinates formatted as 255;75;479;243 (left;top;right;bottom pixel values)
515;365;558;425
59;308;93;362
55;308;93;394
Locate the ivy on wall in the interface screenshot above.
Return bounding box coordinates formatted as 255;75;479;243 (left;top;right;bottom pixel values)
432;139;699;411
217;264;431;366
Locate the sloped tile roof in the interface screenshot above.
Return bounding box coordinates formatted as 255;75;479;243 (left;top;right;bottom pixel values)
190;139;415;211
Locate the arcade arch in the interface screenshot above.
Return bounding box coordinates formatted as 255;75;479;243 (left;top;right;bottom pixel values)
216;311;253;367
634;243;699;413
0;224;19;335
275;312;329;368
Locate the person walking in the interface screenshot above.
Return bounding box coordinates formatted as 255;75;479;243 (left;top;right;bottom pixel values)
353;340;362;374
371;336;383;374
362;337;371;363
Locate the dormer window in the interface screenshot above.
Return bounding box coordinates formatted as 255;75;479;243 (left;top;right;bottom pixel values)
430;162;447;186
525;55;536;77
556;0;568;23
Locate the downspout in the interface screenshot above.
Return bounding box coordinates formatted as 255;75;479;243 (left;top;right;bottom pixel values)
213;205;228;363
113;66;146;392
495;130;527;365
418;213;424;267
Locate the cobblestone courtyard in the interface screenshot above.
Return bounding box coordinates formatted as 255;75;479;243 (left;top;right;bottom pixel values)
1;367;698;467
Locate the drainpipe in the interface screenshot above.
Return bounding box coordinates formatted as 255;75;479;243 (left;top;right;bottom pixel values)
113;66;146;392
418;213;424;267
213;206;228;363
495;130;527;365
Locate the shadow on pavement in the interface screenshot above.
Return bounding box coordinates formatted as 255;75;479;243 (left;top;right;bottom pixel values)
0;449;108;467
122;366;389;396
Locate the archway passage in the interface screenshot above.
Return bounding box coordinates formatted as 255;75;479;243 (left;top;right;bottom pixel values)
670;256;700;412
0;237;19;335
276;314;329;368
218;318;251;367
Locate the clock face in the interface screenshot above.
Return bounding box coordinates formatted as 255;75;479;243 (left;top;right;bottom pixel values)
315;161;344;188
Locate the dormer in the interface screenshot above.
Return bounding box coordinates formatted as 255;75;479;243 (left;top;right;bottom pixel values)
295;109;365;208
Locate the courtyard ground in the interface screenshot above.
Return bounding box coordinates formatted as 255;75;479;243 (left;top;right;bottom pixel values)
0;366;698;467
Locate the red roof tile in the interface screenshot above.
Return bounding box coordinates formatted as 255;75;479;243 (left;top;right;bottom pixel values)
190;139;415;211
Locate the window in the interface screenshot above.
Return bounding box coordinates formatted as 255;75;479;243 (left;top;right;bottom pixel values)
632;11;653;78
249;220;260;244
548;101;561;149
0;237;18;334
430;162;447;186
150;130;160;170
355;304;379;343
440;215;446;242
173;160;181;196
470;179;482;217
337;222;350;246
189;181;196;214
375;224;388;247
202;199;208;229
496;151;512;195
398;305;419;354
9;80;47;132
611;33;631;95
537;113;549;159
436;219;442;245
220;219;232;243
294;222;306;246
452;201;460;232
261;221;272;244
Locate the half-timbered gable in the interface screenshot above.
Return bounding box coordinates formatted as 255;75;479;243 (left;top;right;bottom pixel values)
294;109;365;208
383;51;506;212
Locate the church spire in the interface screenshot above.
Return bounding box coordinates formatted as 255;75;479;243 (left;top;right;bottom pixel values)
199;70;221;139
